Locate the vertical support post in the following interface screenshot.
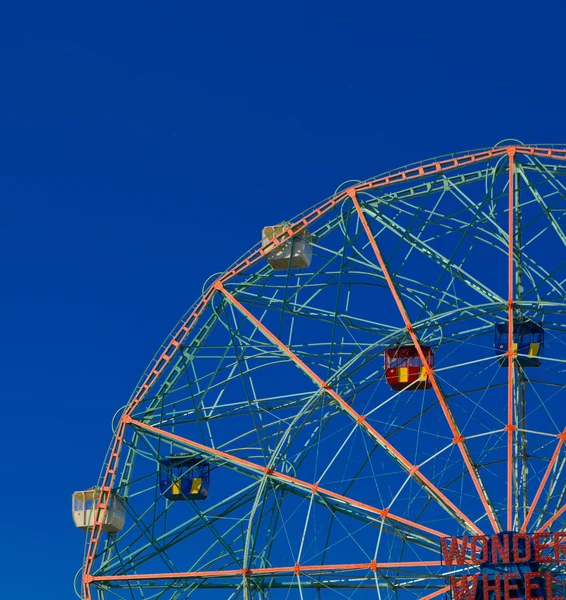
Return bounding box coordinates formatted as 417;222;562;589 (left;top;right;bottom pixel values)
506;146;517;532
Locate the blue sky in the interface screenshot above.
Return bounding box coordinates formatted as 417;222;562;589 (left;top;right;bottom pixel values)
1;1;566;597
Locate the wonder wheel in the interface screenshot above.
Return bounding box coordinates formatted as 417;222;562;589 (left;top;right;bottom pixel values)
75;143;566;599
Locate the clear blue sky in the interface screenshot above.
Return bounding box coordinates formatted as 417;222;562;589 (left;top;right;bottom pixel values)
1;1;565;597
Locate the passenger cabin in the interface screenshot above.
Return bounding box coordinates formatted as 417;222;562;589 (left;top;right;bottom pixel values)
262;223;312;270
159;455;210;501
384;345;434;391
494;321;544;367
72;487;126;533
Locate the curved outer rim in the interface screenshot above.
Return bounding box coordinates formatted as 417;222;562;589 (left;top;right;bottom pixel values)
81;143;566;599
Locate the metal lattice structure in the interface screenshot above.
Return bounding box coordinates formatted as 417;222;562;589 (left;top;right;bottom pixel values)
77;143;566;599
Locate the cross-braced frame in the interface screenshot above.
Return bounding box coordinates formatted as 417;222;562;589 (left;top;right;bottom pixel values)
78;144;566;600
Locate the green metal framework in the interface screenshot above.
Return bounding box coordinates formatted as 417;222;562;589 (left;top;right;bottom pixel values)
77;144;566;599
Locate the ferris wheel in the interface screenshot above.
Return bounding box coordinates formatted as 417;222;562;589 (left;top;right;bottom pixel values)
74;143;566;600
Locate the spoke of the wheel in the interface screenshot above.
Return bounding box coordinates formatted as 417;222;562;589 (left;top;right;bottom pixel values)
421;585;451;600
89;561;445;583
506;147;516;532
349;188;498;534
534;445;566;532
521;429;566;533
216;280;485;535
124;416;450;541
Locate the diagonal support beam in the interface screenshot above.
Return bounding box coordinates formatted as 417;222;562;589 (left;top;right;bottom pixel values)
421;585;451;600
214;281;483;535
348;188;499;534
125;415;449;541
521;429;566;533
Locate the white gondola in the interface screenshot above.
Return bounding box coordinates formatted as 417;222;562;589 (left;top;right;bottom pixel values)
72;488;126;533
262;223;312;270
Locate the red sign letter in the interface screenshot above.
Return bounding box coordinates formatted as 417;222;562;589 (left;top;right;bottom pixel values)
442;537;468;566
525;572;541;600
513;533;531;563
503;573;519;600
554;532;566;563
492;534;511;564
471;536;488;564
450;575;479;600
544;572;565;600
482;574;501;600
534;533;552;563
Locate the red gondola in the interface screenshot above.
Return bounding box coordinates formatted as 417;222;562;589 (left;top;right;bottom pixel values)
384;345;434;391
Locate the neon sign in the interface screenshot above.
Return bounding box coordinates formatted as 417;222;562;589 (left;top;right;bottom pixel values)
441;532;566;600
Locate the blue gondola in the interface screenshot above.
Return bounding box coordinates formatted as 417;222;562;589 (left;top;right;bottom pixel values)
159;455;210;501
494;321;544;367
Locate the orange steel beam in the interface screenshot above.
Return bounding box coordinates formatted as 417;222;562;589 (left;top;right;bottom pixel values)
86;560;444;583
125;416;450;541
421;585;451;600
82;288;217;599
348;189;497;534
215;281;483;535
507;147;516;532
521;429;566;533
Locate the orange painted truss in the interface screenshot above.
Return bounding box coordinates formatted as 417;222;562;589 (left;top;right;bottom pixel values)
86;560;444;583
507;147;516;532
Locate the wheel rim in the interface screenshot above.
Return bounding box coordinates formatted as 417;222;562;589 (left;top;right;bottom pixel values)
80;144;566;599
